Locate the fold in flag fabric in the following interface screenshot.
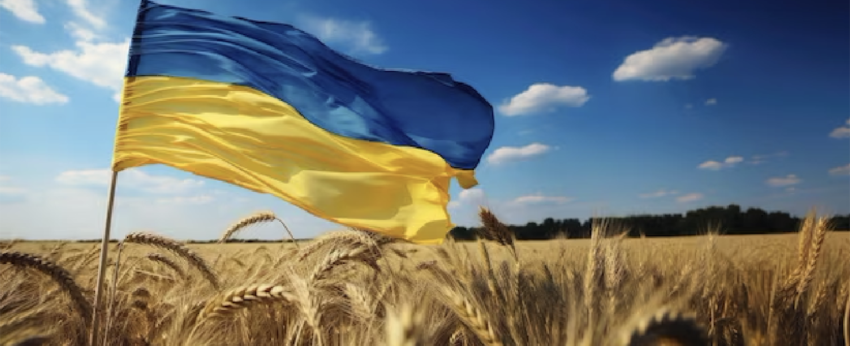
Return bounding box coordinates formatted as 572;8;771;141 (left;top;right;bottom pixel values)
112;0;495;244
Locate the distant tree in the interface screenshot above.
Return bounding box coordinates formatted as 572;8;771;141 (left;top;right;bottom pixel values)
446;205;850;241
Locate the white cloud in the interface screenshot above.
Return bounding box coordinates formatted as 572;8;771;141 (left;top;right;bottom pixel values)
56;168;205;194
499;83;590;116
512;193;573;205
829;118;850;139
64;21;97;42
613;36;727;82
65;0;106;29
487;143;551;165
698;156;744;170
12;39;130;94
705;98;717;105
828;164;850;176
676;193;704;203
0;0;44;23
725;156;743;164
639;189;679;199
685;104;693;109
298;16;387;55
10;0;127;102
448;187;486;209
766;174;801;187
0;73;69;105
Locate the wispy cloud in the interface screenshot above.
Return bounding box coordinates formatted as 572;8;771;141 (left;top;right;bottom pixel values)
487;143;551;165
639;189;679;199
512;193;574;205
0;73;69;105
613;36;727;82
705;98;717;105
828;164;850;176
56;169;205;194
676;192;704;203
298;16;388;56
766;174;801;187
0;0;44;23
499;83;590;116
829;118;850;139
698;156;744;170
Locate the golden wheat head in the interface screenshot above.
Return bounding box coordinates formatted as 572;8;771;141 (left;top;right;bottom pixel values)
0;251;92;325
124;232;220;290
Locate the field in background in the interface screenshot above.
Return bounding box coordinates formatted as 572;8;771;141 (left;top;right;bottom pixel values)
1;211;849;345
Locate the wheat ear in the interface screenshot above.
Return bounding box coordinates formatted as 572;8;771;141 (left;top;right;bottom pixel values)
146;253;187;280
0;251;92;325
124;232;220;290
219;210;299;248
200;284;293;319
443;289;503;346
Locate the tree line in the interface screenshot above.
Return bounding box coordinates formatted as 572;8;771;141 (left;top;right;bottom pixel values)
449;204;850;241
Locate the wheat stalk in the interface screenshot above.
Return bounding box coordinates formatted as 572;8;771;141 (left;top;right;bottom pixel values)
146;253;187;280
124;232;220;290
219;211;299;249
0;251;92;325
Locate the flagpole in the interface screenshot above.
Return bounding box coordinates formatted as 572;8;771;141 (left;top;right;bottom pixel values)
89;170;119;346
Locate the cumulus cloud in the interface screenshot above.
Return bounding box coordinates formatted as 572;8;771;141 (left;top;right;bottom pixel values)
298;16;387;55
676;193;704;203
499;83;590;116
705;98;717;105
12;40;130;93
9;0;128;102
0;0;44;23
639;189;679;199
512;193;573;205
487;143;551;165
766;174;801;187
0;73;69;105
698;156;744;170
829;118;850;139
828;164;850;176
56;169;205;194
613;36;727;82
447;187;486;209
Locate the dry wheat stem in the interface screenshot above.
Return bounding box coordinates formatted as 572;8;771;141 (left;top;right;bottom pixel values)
0;251;92;325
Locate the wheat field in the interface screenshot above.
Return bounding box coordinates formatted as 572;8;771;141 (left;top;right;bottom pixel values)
1;209;848;346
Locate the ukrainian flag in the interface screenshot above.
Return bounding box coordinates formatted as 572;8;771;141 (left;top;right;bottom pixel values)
112;0;495;244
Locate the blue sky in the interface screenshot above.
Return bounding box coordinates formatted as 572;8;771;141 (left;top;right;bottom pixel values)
0;0;848;241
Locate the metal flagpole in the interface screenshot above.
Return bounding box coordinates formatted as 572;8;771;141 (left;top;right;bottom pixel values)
88;170;119;346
